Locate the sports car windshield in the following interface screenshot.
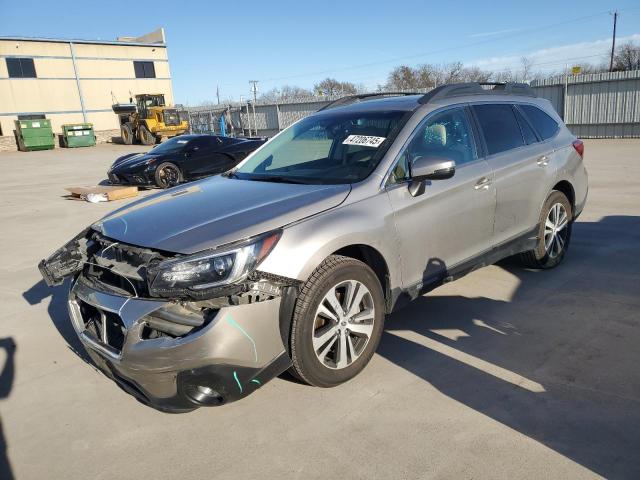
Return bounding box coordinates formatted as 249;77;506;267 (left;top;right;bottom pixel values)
148;136;190;155
234;111;406;184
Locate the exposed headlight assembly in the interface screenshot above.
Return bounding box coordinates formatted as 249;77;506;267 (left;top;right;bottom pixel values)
148;230;281;299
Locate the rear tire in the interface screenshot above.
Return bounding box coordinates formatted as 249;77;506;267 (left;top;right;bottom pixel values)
139;125;155;145
520;190;573;269
289;255;385;387
120;124;134;145
154;162;183;188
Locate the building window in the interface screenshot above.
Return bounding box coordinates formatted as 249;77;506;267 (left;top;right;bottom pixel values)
6;58;37;78
133;61;156;78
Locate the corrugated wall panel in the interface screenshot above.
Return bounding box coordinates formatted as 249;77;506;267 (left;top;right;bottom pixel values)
186;70;640;139
279;101;329;128
531;85;564;117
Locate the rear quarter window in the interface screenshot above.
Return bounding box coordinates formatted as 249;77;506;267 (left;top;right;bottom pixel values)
514;107;539;145
472;104;524;155
520;104;559;140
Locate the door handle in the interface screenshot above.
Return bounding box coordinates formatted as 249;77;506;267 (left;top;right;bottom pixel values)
474;177;491;190
536;155;549;166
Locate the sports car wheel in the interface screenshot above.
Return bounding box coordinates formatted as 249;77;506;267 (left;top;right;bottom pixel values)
154;162;183;188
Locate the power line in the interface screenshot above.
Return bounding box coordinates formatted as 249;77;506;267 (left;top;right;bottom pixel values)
259;9;623;84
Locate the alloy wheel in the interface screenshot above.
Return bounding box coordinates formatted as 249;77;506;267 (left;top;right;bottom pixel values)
544;202;569;258
312;280;375;370
158;165;180;188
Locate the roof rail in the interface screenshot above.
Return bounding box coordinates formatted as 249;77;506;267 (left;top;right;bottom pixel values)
418;82;536;104
318;92;422;111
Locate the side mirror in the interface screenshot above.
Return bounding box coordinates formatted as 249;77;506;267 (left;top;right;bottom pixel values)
408;156;456;196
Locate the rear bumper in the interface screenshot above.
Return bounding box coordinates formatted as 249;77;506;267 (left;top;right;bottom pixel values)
68;276;291;412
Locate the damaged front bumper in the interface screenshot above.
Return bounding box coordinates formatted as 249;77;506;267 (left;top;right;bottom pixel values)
68;275;291;412
40;229;296;412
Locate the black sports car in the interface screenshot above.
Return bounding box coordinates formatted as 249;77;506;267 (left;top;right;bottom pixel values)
107;134;267;188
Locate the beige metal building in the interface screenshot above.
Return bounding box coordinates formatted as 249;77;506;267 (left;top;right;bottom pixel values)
0;28;175;139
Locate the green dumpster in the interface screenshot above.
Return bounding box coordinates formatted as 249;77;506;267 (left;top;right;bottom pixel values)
61;123;96;148
14;119;55;151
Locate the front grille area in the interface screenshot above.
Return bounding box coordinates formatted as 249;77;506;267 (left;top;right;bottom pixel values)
78;300;126;352
83;232;169;298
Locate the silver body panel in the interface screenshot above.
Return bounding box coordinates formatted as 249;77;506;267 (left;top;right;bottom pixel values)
69;279;286;401
53;91;588;408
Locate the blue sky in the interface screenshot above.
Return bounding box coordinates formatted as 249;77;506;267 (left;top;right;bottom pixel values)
1;0;639;104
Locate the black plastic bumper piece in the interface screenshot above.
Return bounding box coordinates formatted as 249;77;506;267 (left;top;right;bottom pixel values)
38;259;60;287
177;352;293;407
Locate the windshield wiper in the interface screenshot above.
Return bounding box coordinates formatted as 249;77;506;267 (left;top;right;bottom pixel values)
242;175;309;185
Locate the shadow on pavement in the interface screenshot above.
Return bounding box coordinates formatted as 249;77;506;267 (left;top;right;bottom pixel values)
379;216;640;479
22;280;91;364
20;216;640;478
0;337;16;480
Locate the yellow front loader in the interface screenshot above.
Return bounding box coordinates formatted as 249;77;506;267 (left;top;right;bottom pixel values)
112;93;189;145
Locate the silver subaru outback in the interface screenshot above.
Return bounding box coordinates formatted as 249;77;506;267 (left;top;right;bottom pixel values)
39;83;588;412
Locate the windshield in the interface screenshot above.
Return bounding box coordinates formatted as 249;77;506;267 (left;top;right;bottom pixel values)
148;136;190;155
234;110;406;184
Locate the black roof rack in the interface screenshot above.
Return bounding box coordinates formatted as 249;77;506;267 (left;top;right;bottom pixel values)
418;82;536;104
316;83;536;112
318;92;422;111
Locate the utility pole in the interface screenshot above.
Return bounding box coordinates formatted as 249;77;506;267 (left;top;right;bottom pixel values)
216;85;220;105
249;80;259;137
239;95;247;136
609;11;618;72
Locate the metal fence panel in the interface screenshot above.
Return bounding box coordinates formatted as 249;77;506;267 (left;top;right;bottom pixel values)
530;85;564;117
531;70;640;138
278;101;329;129
185;70;640;139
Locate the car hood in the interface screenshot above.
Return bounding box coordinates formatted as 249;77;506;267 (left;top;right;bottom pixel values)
110;152;163;171
94;176;351;254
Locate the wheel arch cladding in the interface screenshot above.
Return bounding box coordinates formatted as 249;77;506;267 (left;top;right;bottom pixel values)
553;180;575;213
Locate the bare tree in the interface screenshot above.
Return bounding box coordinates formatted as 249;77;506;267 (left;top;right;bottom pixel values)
259;85;312;102
520;57;534;82
314;78;359;96
613;41;640;71
385;62;494;90
385;65;420;90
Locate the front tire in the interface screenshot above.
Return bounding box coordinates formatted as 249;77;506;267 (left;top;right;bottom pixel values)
520;190;573;269
120;124;134;145
139;125;155;145
154;162;183;188
289;255;385;387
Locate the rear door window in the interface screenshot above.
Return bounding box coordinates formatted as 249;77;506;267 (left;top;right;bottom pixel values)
520;105;559;140
472;104;524;155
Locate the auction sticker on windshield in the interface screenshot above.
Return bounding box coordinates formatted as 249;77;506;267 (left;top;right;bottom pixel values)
342;135;386;148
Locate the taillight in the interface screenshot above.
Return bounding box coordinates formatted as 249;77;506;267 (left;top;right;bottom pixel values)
572;139;584;158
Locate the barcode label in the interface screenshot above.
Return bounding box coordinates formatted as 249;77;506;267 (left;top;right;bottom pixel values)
342;135;386;148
